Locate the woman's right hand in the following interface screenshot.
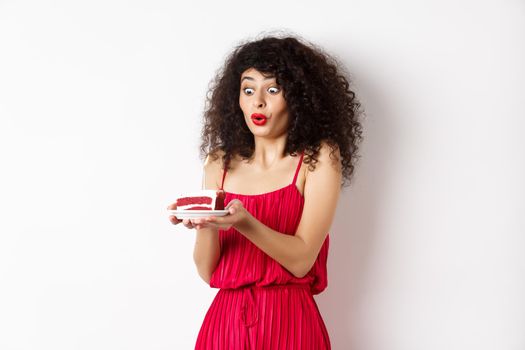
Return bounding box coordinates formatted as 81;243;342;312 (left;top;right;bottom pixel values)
167;203;182;225
167;203;203;229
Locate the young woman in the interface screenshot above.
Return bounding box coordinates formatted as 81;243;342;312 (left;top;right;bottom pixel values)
168;34;363;349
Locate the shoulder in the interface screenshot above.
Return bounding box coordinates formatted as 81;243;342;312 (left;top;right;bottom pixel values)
204;149;225;169
306;141;342;174
319;141;341;164
302;141;342;189
203;149;226;189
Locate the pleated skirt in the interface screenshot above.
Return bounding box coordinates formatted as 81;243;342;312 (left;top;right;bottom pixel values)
195;284;331;350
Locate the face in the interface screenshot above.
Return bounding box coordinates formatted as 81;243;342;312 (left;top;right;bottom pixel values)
239;68;289;138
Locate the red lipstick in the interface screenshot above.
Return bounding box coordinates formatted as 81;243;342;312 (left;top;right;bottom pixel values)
251;113;268;126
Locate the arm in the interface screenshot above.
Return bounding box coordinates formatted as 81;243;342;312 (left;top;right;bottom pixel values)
192;154;223;284
206;143;342;278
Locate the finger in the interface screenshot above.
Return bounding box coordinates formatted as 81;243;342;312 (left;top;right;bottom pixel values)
182;219;194;229
167;203;177;210
206;216;225;224
225;199;239;209
191;218;204;226
169;215;181;224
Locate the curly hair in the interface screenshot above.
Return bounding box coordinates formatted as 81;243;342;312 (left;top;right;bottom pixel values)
200;32;364;187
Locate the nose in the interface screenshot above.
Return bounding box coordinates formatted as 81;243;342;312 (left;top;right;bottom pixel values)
253;90;266;109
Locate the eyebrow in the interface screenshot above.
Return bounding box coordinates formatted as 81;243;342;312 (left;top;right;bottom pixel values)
241;76;276;82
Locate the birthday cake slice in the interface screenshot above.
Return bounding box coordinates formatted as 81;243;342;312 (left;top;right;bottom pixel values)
176;190;225;211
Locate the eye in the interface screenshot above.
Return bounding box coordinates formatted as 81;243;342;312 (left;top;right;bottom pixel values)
243;87;254;95
268;86;280;94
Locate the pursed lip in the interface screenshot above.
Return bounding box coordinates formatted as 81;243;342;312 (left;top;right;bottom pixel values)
250;113;269;126
251;113;269;120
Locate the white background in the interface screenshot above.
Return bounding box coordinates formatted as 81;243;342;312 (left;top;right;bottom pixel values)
1;1;524;349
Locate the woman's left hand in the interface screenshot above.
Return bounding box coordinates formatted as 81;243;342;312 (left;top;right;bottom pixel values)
190;199;249;230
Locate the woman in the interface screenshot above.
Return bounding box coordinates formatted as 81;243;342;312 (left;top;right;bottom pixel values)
168;34;363;349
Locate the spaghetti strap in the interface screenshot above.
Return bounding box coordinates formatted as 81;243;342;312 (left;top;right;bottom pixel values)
220;167;227;190
219;157;231;191
291;152;304;186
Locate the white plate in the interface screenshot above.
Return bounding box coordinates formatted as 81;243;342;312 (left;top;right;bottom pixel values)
167;210;229;219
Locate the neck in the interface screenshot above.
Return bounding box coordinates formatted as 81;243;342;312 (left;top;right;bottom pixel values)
252;134;288;169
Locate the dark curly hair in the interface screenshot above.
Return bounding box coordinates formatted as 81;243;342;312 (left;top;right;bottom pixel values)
200;32;364;186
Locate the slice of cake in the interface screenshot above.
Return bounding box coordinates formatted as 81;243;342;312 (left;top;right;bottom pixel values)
176;190;225;211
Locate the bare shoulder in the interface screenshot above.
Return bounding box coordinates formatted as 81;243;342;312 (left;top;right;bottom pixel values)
319;141;341;165
306;142;342;177
203;149;226;189
204;149;226;169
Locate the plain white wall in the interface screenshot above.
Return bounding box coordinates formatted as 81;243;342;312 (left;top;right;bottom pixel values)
0;0;524;349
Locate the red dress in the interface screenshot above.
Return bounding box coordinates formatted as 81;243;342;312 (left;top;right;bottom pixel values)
195;153;331;349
